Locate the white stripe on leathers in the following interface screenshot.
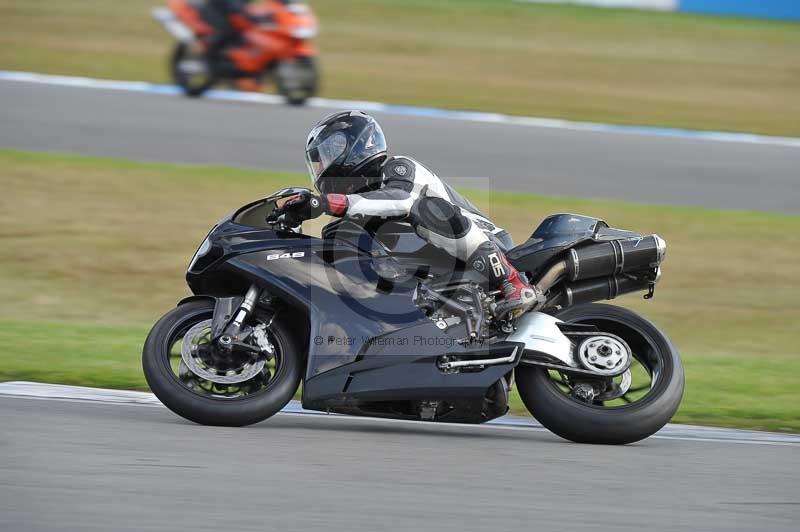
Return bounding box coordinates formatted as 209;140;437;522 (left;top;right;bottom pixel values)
345;156;494;261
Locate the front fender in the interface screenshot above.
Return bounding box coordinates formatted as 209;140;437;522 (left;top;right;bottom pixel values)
177;294;216;307
177;294;244;340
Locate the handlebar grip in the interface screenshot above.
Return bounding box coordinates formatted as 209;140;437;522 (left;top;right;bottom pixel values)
266;206;285;222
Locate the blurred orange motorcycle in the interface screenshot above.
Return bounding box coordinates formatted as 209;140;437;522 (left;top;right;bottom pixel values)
153;0;319;104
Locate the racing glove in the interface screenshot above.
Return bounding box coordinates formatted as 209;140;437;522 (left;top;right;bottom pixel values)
282;191;348;225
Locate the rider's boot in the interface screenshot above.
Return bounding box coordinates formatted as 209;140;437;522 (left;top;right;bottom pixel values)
495;257;541;319
468;242;542;319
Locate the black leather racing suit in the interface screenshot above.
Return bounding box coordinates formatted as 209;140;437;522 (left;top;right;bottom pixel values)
341;155;515;287
204;0;250;57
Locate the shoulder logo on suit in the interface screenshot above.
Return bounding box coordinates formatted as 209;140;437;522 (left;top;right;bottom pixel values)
394;165;408;176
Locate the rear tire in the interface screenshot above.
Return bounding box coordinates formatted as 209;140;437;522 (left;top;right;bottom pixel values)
516;304;684;444
171;43;217;97
142;300;301;426
276;56;318;105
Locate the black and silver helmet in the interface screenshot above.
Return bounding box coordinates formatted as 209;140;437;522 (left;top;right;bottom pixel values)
305;111;388;195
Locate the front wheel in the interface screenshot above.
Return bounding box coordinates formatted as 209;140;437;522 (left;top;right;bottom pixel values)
142;300;301;426
171;43;217;97
516;304;684;444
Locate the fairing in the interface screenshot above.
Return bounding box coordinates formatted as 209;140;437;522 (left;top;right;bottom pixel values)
185;204;517;414
506;213;642;277
184;198;661;423
165;0;318;74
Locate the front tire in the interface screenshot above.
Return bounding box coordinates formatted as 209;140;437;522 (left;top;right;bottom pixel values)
171;43;217;97
516;304;684;444
142;300;301;426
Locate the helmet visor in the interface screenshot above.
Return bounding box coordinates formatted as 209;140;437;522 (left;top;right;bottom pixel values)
306;131;348;182
344;121;386;168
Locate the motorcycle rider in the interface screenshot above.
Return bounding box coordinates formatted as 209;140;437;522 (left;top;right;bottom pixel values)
204;0;302;58
282;110;542;318
203;0;250;58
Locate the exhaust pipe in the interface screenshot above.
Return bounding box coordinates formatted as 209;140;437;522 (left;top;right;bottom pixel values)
534;260;567;294
152;7;195;43
531;234;666;307
565;234;666;282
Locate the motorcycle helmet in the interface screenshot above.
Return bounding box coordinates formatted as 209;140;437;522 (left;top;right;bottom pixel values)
305;111;388;195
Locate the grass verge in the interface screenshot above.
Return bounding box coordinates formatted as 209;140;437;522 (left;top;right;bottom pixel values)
0;0;799;135
0;149;798;431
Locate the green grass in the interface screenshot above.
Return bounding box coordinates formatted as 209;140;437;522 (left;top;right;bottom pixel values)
0;321;149;390
0;149;798;432
1;0;799;135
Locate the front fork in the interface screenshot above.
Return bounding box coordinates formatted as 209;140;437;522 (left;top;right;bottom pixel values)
211;284;261;346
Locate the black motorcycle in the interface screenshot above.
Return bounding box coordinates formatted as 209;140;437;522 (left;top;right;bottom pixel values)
143;187;683;444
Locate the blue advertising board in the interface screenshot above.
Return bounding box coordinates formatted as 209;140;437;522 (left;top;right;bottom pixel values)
515;0;800;20
679;0;800;20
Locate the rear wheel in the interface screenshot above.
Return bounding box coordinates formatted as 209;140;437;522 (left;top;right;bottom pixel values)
275;56;318;105
516;304;684;444
171;43;217;97
142;300;301;426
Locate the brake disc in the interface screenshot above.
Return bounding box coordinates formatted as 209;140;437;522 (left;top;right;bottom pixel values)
181;320;265;384
177;58;208;75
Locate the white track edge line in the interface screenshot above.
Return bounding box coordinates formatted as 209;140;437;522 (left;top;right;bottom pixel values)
2;70;799;148
1;381;798;446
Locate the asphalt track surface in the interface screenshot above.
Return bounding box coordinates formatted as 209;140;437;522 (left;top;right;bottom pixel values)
2;79;799;213
3;77;799;531
2;393;799;532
